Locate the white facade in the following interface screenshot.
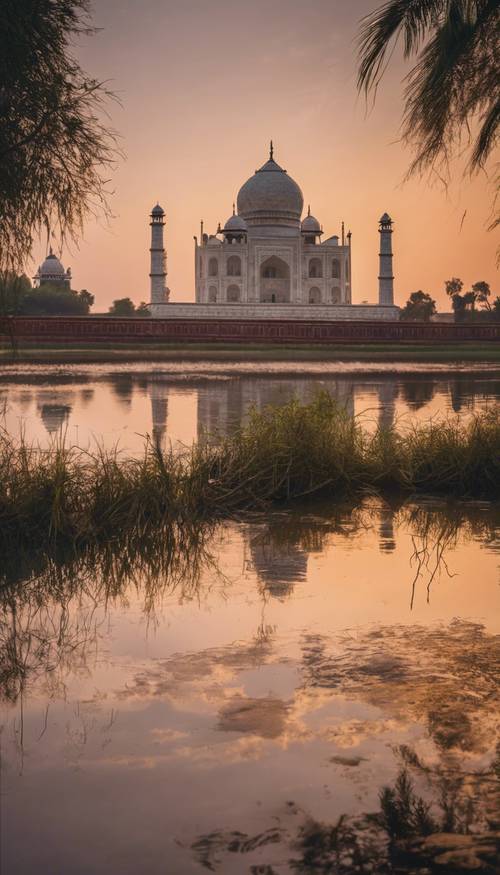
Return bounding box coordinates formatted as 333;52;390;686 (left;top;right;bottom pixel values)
149;145;399;320
194;146;352;307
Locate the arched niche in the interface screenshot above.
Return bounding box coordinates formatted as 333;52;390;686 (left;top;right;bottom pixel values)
260;256;290;303
227;284;240;302
208;257;219;277
208;285;217;303
226;255;241;277
309;287;321;304
309;258;322;278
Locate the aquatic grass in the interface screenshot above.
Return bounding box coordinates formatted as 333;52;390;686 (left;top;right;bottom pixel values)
0;394;498;551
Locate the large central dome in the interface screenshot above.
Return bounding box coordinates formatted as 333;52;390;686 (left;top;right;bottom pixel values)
237;147;304;235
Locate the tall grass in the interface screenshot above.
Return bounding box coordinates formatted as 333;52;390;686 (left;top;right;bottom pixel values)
0;392;498;550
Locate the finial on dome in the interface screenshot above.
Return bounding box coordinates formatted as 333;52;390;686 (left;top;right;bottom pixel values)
232;202;235;216
269;140;274;161
49;245;53;256
307;205;311;217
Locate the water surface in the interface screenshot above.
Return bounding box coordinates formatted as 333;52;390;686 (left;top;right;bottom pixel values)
0;363;499;874
1;360;499;452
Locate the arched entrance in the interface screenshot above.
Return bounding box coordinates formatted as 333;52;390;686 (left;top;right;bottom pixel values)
260;256;290;303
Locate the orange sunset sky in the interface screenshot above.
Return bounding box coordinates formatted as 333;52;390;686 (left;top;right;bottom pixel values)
32;0;497;311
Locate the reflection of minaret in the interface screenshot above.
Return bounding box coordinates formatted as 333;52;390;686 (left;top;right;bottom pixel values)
378;496;406;553
379;505;396;553
150;378;168;446
378;379;398;430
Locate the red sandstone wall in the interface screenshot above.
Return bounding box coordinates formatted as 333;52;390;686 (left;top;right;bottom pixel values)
0;316;498;344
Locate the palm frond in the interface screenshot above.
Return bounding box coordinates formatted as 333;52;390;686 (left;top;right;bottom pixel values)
357;0;447;94
472;98;500;168
358;0;500;176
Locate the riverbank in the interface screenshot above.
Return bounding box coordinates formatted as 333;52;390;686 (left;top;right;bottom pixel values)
1;340;500;364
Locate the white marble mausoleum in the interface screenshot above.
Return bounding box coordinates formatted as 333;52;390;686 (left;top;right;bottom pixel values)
148;144;399;321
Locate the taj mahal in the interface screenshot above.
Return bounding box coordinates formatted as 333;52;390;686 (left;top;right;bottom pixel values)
148;144;400;321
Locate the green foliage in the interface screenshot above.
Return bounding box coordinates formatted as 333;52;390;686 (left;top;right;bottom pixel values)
400;290;436;322
0;1;118;270
446;277;498;322
108;298;150;317
0;394;498;551
0;271;32;315
445;278;463;298
0;272;93;315
79;289;94;310
471;280;491;309
24;284;93;315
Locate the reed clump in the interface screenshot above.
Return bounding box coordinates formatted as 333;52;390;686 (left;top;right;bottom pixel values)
0;393;498;549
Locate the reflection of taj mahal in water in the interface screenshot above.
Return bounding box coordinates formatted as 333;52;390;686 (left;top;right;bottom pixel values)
149;375;401;587
148;143;400;320
25;371;495;595
149;373;400;446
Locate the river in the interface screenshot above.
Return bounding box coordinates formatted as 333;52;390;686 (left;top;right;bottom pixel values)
0;361;498;874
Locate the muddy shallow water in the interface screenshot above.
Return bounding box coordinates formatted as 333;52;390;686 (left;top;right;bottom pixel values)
0;364;499;874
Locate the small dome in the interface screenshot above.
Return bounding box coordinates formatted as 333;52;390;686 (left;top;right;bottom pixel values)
224;212;248;232
380;212;392;223
237;144;304;231
39;251;65;277
301;211;321;233
151;203;165;216
207;235;222;246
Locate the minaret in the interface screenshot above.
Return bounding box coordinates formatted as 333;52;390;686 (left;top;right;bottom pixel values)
149;204;168;304
347;230;352;304
378;213;394;305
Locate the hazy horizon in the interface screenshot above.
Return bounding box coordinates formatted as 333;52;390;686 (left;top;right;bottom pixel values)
31;0;497;310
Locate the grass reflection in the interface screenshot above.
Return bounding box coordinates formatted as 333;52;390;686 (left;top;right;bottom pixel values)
0;498;498;872
0;520;218;708
0;500;496;709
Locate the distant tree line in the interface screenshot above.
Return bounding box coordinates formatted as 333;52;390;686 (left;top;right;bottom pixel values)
401;280;499;323
107;298;150;317
0;273;151;317
0;272;94;315
444;279;499;322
